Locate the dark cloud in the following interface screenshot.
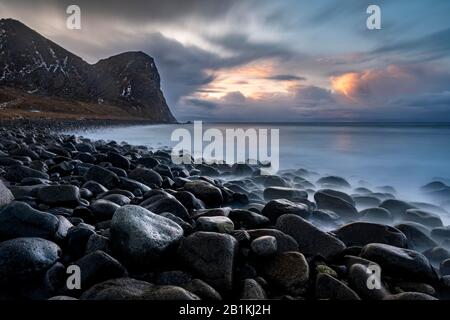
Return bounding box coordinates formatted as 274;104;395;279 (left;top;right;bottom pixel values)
267;74;306;81
3;0;244;22
373;28;450;62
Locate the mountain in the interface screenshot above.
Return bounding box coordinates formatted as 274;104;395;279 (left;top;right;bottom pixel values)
0;18;176;122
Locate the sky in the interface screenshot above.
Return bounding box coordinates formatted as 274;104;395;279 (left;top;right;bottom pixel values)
1;0;450;122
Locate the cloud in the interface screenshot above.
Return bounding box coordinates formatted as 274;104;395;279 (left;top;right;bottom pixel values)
267;74;306;81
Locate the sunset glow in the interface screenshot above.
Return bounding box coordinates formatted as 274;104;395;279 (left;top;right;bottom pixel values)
197;60;300;100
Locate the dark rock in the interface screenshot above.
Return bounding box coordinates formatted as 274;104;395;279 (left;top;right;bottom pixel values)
80;278;153;300
101;194;131;206
395;223;438;251
360;243;438;282
314;189;358;220
0;237;60;284
173;191;205;211
261;199;310;223
315;273;360;300
348;263;390;300
85;234;111;255
240;279;267;300
263;175;290;188
317;176;351;188
90;199;121;221
37;185;80;206
247;229;298;253
276;214;346;259
353;196;381;209
431;226;450;243
181;279;222;300
118;177;151;194
384;292;437;300
160;212;194;234
129;167;163;187
82;180;108;196
359;207;393;224
228;209;270;229
5;165;49;182
154;270;192;286
379;199;416;219
261;251;309;296
66;224;96;259
74;250;128;290
440;258;450;276
136;157;159;169
178;232;237;292
110;205;183;266
333;222;407;248
263;187;307;201
0;201;59;240
403;209;443;228
84;165;120;189
0;180;14;208
141;286;199;300
144;197;190;221
196;216;234;233
184;180;223;207
423;247;450;266
105;152;130;170
250;236;277;257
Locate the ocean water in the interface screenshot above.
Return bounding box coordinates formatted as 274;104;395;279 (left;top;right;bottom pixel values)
70;123;450;203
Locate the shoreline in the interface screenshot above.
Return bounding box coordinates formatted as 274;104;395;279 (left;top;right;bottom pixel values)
0;124;450;300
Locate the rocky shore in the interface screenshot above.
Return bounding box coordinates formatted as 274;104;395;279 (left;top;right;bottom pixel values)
1;124;450;300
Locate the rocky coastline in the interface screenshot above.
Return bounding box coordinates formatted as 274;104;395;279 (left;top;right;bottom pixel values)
1;123;450;300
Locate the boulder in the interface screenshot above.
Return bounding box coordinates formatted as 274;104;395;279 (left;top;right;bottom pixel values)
276;214;346;259
110;205;184;266
178;232;237;292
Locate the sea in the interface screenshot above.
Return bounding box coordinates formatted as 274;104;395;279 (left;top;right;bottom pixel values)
69;122;450;204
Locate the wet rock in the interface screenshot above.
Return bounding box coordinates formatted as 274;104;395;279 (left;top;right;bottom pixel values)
317;176;351;189
66;224;96;259
184;180;223;207
440;258;450;276
101;194;131;206
111;205;184;266
261;251;309;296
144;197;190;221
348;263;389;300
80;278;153;300
82;181;108;196
84;166;120;189
333;222;407;248
403;209;443;228
315;273;360;300
250;236;277;257
431;226;450;243
129;167;163;187
0;237;60;284
395;223;438;251
360;243;438;283
379;199;417;219
263;187;308;201
240;279;267;300
182;279;222;300
423;247;450;266
178;232;237;292
74;250;128;290
353;196;381;209
359;207;393;224
5;165;49;182
196;216;234;234
314;189;358;220
90;199;121;221
141;286;200;300
263;175;290;188
0;201;59;240
105;152;130;170
37;185;80;206
262;199;310;223
0;179;14;207
228;209;270;229
276;214;346;259
384;292;437;300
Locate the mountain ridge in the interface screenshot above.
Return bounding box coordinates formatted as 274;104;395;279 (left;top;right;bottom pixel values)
0;18;176;122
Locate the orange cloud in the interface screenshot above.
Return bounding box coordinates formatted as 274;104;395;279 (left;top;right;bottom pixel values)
197;59;302;100
330;65;419;102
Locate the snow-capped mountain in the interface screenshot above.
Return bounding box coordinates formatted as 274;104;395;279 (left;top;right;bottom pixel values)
0;18;176;122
